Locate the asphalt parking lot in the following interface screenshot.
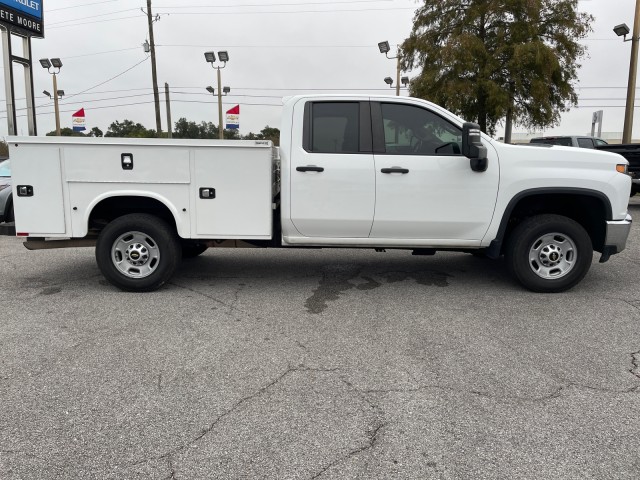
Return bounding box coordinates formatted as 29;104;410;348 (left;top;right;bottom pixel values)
1;199;639;479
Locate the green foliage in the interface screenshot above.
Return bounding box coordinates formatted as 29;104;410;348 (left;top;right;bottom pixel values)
172;118;242;140
46;128;86;137
257;126;280;146
105;120;156;138
401;0;593;134
88;127;104;137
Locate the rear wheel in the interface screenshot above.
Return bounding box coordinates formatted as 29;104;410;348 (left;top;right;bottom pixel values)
96;214;181;292
505;214;592;293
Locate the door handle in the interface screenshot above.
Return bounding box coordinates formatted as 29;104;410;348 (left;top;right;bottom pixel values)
381;167;409;174
296;166;324;173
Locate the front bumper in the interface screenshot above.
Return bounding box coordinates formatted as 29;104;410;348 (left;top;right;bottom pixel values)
600;214;632;262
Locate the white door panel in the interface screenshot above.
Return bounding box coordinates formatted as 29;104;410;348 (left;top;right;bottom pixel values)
370;101;499;240
290;154;375;237
371;154;499;239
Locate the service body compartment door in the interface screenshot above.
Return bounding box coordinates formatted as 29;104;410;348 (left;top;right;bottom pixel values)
193;146;273;238
10;144;66;235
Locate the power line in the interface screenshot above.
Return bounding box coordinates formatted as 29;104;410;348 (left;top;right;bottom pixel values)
47;0;120;12
154;0;393;7
47;9;140;26
156;44;393;49
48;5;412;29
63;57;151;101
64;47;141;59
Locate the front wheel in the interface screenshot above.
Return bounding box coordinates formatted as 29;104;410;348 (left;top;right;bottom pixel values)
505;214;593;293
96;214;181;292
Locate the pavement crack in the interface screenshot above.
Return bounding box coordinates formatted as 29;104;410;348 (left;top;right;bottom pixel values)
630;351;640;380
361;383;567;403
166;455;177;480
169;281;258;321
310;421;387;479
130;364;341;469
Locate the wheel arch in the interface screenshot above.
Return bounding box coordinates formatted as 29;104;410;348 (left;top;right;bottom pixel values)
487;187;612;258
84;192;185;238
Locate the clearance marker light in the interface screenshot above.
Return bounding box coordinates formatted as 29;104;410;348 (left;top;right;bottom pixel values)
616;164;628;174
17;233;29;237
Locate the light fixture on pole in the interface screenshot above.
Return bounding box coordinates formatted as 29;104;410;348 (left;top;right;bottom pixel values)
204;50;229;139
40;57;63;136
378;40;402;96
615;2;640;143
383;76;410;91
43;89;64;99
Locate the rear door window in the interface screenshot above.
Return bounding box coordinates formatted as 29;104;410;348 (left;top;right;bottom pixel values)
578;138;595;149
309;103;360;154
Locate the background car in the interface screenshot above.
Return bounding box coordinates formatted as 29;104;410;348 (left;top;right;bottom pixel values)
0;159;13;223
529;136;608;148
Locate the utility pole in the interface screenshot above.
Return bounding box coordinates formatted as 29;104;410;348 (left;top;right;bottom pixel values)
165;82;172;138
145;0;162;135
623;0;640;143
217;68;224;139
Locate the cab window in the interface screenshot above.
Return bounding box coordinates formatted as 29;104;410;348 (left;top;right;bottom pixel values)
380;103;462;155
309;102;360;154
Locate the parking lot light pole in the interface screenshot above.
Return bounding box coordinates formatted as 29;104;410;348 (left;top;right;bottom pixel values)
378;41;402;96
205;51;229;139
614;1;640;143
39;58;62;136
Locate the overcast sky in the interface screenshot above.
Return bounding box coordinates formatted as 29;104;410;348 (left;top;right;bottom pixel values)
0;0;638;140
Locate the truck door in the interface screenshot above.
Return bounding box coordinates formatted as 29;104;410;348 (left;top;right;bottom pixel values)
290;101;375;237
370;101;499;241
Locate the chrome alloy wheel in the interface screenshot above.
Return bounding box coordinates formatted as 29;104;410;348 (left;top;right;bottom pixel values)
528;232;577;280
111;231;160;279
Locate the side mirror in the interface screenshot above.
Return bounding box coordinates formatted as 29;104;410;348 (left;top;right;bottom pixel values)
462;122;488;172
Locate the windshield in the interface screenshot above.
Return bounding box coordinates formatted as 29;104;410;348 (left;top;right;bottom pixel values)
0;160;10;177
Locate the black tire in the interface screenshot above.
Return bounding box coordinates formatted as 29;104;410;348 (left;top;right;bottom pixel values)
181;242;208;258
95;214;181;292
5;196;13;222
505;214;592;293
631;185;639;197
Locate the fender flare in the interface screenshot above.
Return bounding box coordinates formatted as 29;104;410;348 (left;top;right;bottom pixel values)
486;187;612;259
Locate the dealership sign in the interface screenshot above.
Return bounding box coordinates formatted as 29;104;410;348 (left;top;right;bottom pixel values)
226;105;240;130
0;0;44;37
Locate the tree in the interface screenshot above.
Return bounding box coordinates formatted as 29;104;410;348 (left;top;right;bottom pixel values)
257;126;280;146
88;127;104;137
401;0;593;135
46;128;85;137
173;117;240;140
105;120;156;138
242;126;280;145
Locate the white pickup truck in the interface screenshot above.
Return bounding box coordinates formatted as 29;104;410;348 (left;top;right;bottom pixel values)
3;95;633;293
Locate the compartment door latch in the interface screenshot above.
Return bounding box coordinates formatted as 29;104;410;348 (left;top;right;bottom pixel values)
121;153;134;170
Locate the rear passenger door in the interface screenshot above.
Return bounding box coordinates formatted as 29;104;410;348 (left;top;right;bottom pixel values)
289;101;375;238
